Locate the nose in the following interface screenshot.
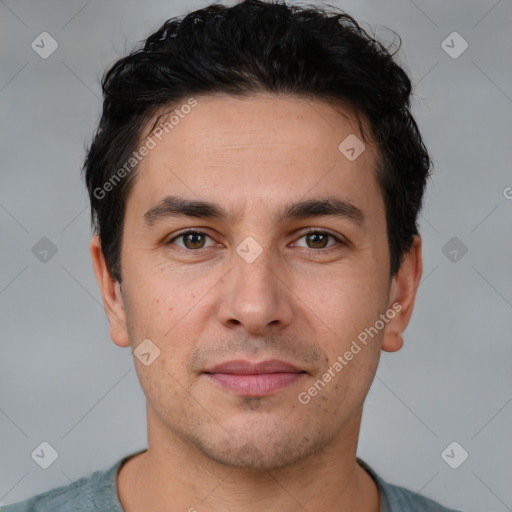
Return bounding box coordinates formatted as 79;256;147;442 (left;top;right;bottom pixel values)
217;246;294;336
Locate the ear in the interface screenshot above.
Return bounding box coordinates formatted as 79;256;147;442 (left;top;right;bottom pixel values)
90;235;130;348
381;235;423;353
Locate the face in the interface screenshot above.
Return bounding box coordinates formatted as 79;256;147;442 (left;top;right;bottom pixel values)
92;93;421;471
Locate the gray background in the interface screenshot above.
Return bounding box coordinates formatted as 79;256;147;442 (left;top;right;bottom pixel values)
1;0;511;510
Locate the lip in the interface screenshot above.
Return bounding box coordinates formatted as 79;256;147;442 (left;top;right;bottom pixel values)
205;359;304;375
203;359;307;397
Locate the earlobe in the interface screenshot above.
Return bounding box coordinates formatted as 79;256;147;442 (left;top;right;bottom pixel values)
382;330;404;352
89;235;131;348
381;236;423;353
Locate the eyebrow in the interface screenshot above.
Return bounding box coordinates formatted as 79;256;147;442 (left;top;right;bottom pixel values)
144;195;365;227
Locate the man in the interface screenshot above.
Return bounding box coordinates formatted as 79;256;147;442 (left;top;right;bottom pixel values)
2;1;463;511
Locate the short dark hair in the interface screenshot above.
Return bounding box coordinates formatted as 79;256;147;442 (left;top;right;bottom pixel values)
83;0;431;282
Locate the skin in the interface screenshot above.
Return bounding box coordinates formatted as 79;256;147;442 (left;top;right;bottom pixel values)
91;93;422;512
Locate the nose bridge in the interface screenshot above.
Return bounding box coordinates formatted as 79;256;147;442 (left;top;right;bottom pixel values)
218;239;293;333
235;242;276;295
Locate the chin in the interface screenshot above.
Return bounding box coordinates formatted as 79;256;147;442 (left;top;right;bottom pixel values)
188;419;328;472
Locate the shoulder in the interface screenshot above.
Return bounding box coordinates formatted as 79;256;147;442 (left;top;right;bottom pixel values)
379;479;463;512
357;458;464;512
0;458;124;512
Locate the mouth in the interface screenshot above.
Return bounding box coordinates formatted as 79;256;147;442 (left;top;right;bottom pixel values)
202;359;308;397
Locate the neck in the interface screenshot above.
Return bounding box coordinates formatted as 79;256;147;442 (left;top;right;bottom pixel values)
117;407;379;512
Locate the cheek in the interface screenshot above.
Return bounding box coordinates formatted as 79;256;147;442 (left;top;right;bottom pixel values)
298;263;387;342
131;276;213;367
126;266;195;325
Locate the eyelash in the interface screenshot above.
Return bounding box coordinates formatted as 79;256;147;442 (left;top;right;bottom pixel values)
167;228;345;253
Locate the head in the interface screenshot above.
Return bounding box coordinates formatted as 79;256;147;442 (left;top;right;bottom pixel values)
87;0;429;471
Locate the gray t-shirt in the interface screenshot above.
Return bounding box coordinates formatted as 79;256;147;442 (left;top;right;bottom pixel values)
1;450;463;512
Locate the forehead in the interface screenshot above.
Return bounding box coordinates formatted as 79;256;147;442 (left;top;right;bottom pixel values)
125;93;383;226
147;93;367;161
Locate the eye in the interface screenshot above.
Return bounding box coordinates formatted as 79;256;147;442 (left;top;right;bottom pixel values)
168;230;217;250
167;229;344;253
293;230;343;251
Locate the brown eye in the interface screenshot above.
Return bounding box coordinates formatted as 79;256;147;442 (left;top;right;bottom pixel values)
182;232;206;249
305;232;329;248
294;230;342;251
169;231;214;250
